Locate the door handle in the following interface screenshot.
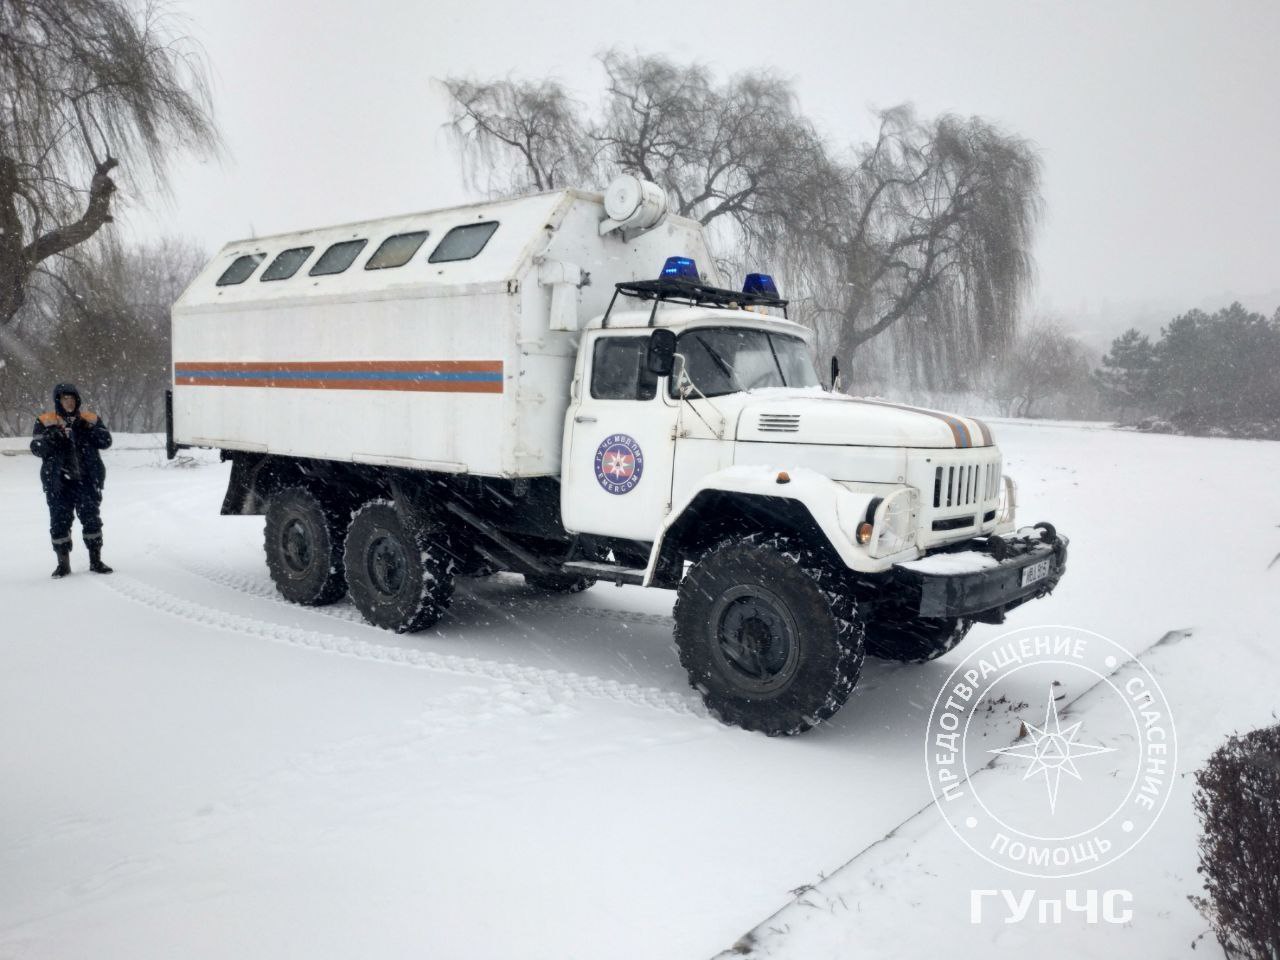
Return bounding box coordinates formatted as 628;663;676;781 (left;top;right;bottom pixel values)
574;415;597;424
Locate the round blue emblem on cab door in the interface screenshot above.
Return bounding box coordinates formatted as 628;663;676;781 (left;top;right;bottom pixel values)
594;434;644;495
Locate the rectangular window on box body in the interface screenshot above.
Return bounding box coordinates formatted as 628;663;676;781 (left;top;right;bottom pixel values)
309;239;368;276
428;222;499;263
365;231;429;270
260;246;314;281
216;253;265;286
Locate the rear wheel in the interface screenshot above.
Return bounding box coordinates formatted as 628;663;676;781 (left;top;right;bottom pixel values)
263;486;347;605
344;501;455;633
864;616;974;662
673;535;864;735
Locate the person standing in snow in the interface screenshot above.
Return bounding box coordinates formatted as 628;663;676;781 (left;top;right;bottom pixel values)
30;384;114;577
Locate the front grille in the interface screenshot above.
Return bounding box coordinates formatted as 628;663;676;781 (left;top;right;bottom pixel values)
757;413;800;433
932;461;1001;508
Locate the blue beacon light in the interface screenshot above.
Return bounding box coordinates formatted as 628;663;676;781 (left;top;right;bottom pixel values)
660;256;699;280
743;273;780;298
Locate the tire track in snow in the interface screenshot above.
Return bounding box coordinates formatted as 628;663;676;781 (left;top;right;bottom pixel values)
98;573;706;720
181;560;677;629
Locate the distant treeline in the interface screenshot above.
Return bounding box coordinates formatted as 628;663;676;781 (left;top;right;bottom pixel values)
0;235;203;437
1097;303;1280;439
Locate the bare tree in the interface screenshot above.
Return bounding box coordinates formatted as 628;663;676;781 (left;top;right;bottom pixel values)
987;319;1093;418
445;53;843;276
0;0;217;326
593;53;843;240
0;232;204;435
810;107;1041;384
444;77;592;194
441;55;1041;388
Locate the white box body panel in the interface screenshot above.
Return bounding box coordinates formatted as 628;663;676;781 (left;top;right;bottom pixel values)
171;190;716;478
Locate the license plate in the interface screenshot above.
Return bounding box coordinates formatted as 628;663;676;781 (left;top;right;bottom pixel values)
1021;558;1052;587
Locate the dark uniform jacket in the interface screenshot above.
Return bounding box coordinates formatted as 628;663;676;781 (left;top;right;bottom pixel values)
30;384;112;495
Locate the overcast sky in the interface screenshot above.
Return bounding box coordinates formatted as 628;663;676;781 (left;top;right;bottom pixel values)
127;0;1280;338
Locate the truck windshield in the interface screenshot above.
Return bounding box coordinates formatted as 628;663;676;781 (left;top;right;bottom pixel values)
672;328;819;398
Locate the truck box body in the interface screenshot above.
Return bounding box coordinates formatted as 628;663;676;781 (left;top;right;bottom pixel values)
171;189;715;478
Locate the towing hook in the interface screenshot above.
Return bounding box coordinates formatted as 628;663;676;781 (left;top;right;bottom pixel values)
1034;521;1058;545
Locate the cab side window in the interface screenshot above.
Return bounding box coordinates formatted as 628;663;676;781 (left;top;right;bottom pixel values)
591;337;658;401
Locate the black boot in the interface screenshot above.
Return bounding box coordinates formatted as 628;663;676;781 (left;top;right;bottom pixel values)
87;540;113;574
52;546;71;578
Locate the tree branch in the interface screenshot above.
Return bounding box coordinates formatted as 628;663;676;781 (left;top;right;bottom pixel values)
23;157;118;265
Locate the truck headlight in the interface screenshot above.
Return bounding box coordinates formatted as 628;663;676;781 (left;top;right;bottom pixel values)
997;475;1017;526
870;487;918;557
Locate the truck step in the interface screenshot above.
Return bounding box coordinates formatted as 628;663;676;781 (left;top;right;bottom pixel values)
561;560;646;586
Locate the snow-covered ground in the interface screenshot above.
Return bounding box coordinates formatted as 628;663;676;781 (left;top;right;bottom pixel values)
1;423;1277;959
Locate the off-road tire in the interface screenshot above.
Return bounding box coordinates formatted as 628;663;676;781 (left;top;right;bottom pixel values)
864;616;974;663
673;534;865;736
343;500;455;633
263;486;348;606
523;571;596;594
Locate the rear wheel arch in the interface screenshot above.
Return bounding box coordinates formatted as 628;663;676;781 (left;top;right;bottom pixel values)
225;453;381;518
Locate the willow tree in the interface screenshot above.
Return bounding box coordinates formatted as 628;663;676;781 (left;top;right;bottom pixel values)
442;54;1041;386
445;52;842;280
817;106;1042;385
444;77;592;194
0;0;218;326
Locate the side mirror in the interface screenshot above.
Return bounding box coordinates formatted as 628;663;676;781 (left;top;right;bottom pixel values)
646;328;677;377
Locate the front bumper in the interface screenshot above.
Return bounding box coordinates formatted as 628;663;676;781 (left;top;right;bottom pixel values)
890;529;1069;621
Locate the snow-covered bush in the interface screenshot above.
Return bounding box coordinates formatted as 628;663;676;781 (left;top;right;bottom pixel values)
1192;723;1280;959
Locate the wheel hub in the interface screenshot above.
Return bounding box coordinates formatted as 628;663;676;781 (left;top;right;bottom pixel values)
366;533;407;597
714;591;798;691
281;518;313;573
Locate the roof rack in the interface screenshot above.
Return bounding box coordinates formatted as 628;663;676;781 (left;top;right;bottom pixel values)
602;277;789;327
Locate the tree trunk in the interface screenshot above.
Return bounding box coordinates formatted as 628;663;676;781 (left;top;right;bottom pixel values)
0;157;118;326
0;156;28;325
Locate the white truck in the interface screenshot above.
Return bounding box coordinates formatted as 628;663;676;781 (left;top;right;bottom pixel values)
168;176;1068;735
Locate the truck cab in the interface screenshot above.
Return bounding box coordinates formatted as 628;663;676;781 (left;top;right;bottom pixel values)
542;265;1067;733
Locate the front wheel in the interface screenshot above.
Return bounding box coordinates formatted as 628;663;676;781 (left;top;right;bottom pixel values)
673;535;864;736
864;616;974;663
343;501;455;633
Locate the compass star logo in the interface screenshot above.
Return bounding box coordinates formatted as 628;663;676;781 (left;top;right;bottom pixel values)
924;627;1178;879
990;688;1117;814
593;434;644;495
604;449;634;479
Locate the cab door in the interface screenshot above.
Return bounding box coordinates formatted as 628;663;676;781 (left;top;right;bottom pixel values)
561;332;678;540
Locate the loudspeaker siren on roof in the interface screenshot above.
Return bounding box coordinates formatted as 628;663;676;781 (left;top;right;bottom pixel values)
599;174;668;237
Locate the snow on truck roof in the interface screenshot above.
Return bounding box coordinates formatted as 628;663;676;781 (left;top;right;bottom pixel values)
176;189;601;309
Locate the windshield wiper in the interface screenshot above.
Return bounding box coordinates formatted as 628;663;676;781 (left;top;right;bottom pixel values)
692;335;736;382
764;334;789;386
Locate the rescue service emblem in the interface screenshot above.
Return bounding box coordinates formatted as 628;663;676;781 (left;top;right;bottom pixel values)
594;434;644;495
